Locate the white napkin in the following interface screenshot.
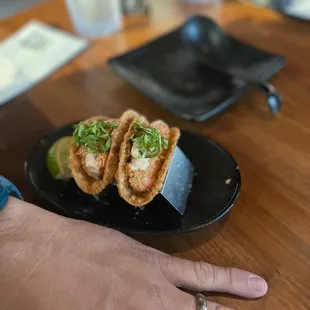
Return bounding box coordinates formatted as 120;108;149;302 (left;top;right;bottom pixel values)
0;20;88;105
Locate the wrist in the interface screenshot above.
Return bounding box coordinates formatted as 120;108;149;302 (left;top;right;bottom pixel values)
0;197;29;240
0;176;26;240
0;197;42;308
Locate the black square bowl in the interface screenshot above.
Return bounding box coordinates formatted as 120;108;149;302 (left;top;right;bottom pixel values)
109;15;285;121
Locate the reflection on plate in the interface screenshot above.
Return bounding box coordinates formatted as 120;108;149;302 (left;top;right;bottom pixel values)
25;123;241;235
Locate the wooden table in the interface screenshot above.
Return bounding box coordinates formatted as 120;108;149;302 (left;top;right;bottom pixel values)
1;0;309;309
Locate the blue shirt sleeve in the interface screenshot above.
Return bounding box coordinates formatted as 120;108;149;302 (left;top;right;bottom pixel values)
0;176;23;210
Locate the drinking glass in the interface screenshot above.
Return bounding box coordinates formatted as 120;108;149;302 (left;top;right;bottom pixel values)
65;0;122;38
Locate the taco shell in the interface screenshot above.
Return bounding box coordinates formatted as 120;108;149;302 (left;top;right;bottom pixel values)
70;110;139;194
116;116;180;206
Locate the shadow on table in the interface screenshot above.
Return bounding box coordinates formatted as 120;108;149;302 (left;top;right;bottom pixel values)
132;215;229;254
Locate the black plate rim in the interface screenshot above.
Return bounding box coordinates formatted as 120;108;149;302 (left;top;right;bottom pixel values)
25;124;241;236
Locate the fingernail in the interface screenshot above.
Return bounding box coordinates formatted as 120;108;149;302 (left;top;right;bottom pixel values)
248;275;267;293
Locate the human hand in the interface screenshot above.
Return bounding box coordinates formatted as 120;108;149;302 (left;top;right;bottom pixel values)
0;198;267;310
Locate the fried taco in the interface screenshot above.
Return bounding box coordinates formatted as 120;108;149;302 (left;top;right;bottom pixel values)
116;117;180;206
70;110;139;194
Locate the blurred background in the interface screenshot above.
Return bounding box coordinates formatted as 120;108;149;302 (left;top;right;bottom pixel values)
0;0;44;19
1;0;310;21
241;0;310;19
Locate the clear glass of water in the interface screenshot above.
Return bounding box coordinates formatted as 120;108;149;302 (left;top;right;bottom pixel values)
65;0;122;38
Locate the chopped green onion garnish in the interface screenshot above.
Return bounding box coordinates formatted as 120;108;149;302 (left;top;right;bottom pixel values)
130;121;168;159
73;120;118;153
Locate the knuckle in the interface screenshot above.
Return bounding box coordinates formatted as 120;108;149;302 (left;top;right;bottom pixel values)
226;267;234;286
158;255;179;276
193;261;215;286
142;247;162;263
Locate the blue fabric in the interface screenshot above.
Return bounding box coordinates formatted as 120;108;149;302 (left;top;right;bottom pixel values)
0;176;23;210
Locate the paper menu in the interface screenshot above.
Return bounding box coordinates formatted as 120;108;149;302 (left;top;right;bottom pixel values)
0;20;88;105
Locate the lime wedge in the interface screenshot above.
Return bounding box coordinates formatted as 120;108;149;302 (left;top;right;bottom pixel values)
47;136;72;180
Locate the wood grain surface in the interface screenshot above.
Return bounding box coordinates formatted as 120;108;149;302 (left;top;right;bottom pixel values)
0;0;309;309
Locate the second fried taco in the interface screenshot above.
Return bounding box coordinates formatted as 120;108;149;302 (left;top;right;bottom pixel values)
116;117;180;206
70;110;139;194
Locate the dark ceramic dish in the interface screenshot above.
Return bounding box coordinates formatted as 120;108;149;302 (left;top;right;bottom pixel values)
25;123;241;235
109;15;285;122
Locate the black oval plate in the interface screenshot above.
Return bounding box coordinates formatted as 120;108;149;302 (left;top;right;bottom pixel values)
25;123;241;235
